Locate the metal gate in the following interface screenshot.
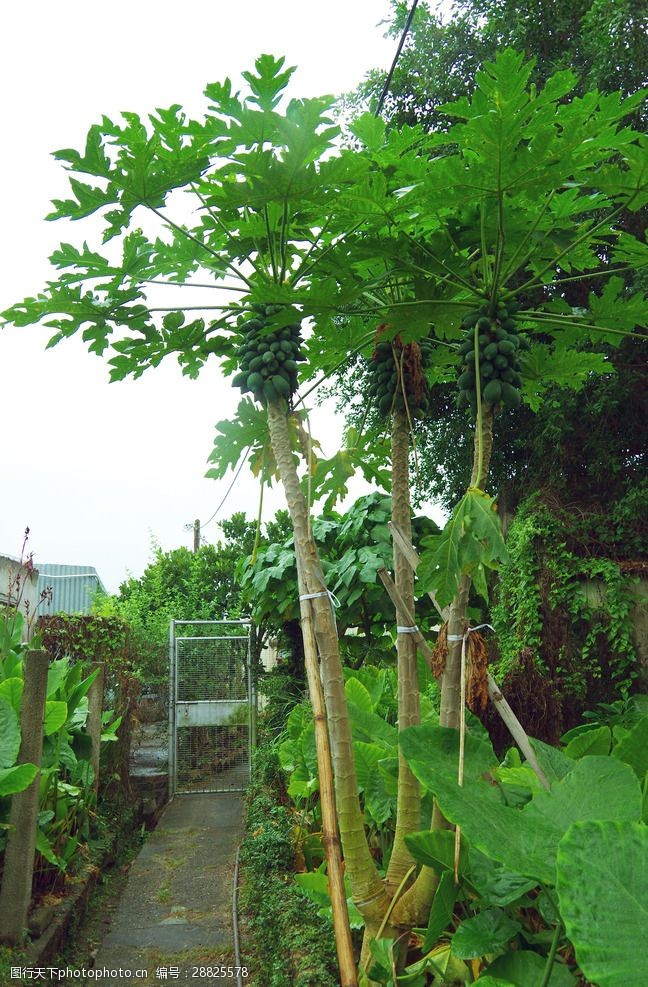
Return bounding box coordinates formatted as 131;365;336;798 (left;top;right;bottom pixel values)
169;620;256;796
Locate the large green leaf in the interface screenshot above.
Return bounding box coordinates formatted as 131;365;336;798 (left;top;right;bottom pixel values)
400;724;498;789
417;490;508;608
0;763;39;797
468;848;538;906
43;701;68;737
563;723;612;759
422;869;457;952
407;754;642;885
345;677;373;713
406;829;469;877
557;820;648;987
294;871;364;930
0;697;21;768
353;741;386;793
612;714;648;780
484;950;576;987
0;677;23;714
451;908;521;961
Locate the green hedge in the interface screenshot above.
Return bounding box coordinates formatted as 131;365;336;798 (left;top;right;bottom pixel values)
239;747;339;987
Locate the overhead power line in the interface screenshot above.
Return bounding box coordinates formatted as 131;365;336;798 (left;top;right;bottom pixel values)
375;0;420;118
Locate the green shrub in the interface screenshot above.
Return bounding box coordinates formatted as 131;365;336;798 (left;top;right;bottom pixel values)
239;750;339;987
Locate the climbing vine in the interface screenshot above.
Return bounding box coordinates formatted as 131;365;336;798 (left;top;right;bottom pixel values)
491;493;644;736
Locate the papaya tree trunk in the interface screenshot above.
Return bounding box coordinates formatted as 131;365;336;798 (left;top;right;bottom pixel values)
265;399;391;944
392;406;495;928
385;411;421;896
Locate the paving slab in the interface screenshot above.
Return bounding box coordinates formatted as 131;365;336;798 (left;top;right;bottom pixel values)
77;794;245;987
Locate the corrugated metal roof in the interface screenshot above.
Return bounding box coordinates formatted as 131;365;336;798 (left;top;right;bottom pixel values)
37;563;107;615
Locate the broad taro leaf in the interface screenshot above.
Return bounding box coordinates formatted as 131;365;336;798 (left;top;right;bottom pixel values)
405;749;641;886
43;700;68;737
400;724;498;790
556;820;648;987
484;950;576;987
353;741;386;793
611;714;648;780
468;848;538;906
451;907;522;961
405;829;469;878
528;738;574;783
0;763;39;797
564;724;612;759
345;676;373;713
0;697;20;768
423;870;457;952
0;677;23;715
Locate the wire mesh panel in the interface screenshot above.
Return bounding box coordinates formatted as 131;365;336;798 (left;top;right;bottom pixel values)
169;621;254;795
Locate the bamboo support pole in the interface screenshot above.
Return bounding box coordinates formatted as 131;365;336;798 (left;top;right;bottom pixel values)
296;557;358;987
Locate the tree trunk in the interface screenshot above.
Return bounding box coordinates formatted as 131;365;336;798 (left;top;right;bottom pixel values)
392;406;495;927
385;411;421;896
265;400;391;944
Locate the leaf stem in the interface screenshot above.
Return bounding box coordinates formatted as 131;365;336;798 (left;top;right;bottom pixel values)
539;919;563;987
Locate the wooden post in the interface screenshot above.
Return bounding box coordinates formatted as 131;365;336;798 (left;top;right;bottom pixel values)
193;519;200;552
0;650;49;944
87;662;106;796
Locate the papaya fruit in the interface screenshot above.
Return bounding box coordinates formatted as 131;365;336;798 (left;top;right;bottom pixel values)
483;379;502;404
247;372;264;392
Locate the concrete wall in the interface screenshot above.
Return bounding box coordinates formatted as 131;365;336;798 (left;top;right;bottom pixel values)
580;576;648;687
0;554;40;640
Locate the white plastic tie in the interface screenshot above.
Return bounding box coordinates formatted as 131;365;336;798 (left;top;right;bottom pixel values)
299;587;341;632
397;625;419;634
448;623;495;643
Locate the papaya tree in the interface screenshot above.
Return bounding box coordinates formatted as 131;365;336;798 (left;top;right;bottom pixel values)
0;55;410;978
337;50;648;930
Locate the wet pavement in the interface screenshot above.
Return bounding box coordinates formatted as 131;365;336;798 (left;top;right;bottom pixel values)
86;793;246;986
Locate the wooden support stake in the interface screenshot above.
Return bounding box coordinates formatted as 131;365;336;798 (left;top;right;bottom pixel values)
389;521;449;622
87;662;105;797
486;675;550;790
0;650;49;944
378;568;436;670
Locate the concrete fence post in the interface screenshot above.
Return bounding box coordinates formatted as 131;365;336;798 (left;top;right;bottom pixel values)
0;649;49;944
86;662;105;796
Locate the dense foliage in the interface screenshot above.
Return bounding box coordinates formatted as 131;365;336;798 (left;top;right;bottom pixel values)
2;35;647;986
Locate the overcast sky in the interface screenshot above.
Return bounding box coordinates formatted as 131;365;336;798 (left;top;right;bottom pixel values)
0;1;407;593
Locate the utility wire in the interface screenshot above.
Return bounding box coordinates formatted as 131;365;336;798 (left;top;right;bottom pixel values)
196;449;252;533
375;0;420;117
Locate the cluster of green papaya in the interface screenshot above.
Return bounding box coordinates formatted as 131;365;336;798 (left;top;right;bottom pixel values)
456;300;530;415
232;304;304;406
367;335;433;419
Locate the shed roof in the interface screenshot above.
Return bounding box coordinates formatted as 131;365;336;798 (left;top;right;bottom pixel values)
37;563;107;615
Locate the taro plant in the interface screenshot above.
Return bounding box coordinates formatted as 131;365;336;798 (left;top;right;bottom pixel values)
377;710;648;986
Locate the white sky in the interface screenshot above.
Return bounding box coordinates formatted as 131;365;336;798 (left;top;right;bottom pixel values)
0;0;400;593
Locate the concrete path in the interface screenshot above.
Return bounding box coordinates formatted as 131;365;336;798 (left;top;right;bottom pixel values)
87;794;245;987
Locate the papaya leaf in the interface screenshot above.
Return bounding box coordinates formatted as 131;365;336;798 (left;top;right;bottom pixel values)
417;490;508;608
